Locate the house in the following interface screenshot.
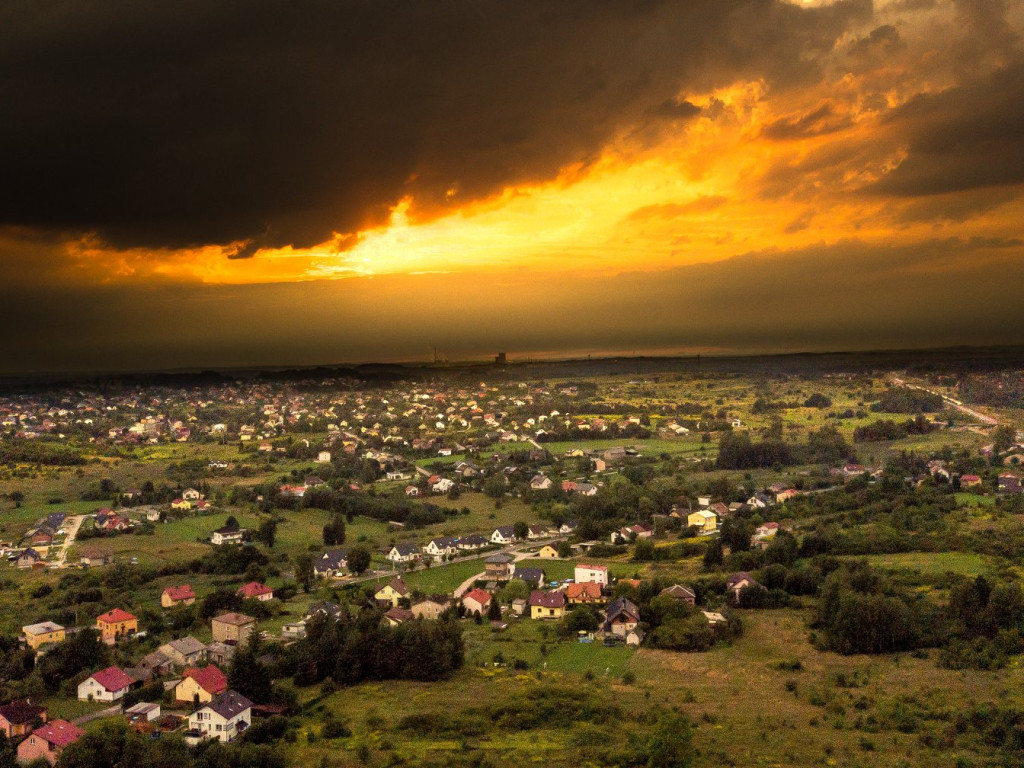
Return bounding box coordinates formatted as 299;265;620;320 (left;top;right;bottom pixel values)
187;690;252;743
137;650;173;676
529;474;552;491
422;536;459;558
960;474;983;489
755;522;780;538
726;572;764;602
457;534;489;551
529;590;566;619
709;502;730;519
96;608;138;644
313;549;348;578
625;628;645;647
537;545;560;559
592;458;607;472
78;547;110;567
462;588;492;616
387;542;420;564
485;553;515;580
687;509;718;533
431;478;455;494
174;666;228;705
375;577;409;608
306;602;344;622
211;613;255;645
16;548;41;569
237;582;274;601
404;485;420;497
0;700;46;739
746;492;774;509
161;585;196;608
182;488;202;501
660;584;696;605
559;520;578;534
603;597;641;636
21;622;64;651
16;719;83;765
511;567;545;588
775;489;799;504
998;474;1022;494
171;499;192;511
206;642;235;667
574;563;609;586
511;598;528;616
159;636;207;668
574;482;598;496
490;526;518;545
29;530;52;547
317;451;331;463
411;596;452;620
383;607;415;626
565;582;603;604
526;524;549;540
78;666;134;702
281;621;306;640
210;527;245;546
124;702;161;724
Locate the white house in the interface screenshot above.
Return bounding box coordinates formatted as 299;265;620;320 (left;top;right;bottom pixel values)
432;478;455;493
210;527;245;546
387;542;420;563
187;690;252;743
574;563;609;587
317;451;331;463
490;526;518;545
422;537;459;558
77;666;134;702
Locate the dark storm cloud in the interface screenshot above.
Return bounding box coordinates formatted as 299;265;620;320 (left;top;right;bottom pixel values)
0;0;870;254
867;62;1024;198
760;101;853;140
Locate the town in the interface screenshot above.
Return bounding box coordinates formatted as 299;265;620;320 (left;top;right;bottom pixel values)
0;354;1022;767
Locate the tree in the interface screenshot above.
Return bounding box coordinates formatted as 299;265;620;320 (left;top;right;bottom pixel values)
229;634;272;704
556;541;572;558
513;521;529;541
295;553;314;592
632;537;655;562
224;515;240;531
702;538;723;569
323;514;346;546
348;545;371;575
256;518;277;549
487;597;502;621
643;712;695;768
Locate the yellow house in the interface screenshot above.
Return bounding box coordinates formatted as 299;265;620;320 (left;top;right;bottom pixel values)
171;499;192;511
21;622;65;651
528;591;566;619
173;666;227;705
537;545;559;559
374;577;409;608
687;510;718;533
96;609;138;644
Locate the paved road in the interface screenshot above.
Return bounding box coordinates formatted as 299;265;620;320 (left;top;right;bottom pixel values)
55;514;86;568
891;377;999;427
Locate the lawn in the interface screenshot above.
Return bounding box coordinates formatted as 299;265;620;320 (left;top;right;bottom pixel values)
856;551;995;578
401;557;490;595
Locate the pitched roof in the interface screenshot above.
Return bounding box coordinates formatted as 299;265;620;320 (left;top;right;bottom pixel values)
726;572;760;589
565;582;603;600
183;665;228;695
528;590;566;609
204;690;253;720
315;550;347;571
384;577;409;596
391;542;419;555
163;585;195;602
237;581;273;599
97;608;137;624
165;636;207;655
660;584;696;600
383;607;414;623
31;719;84;748
604;597;641;628
512;567;544;584
463;588;492;606
89;666;135;692
212;612;255;626
0;700;45;725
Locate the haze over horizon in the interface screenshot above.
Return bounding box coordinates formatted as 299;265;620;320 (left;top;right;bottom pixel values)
3;0;1024;376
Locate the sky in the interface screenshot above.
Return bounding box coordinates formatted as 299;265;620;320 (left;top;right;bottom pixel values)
2;0;1024;375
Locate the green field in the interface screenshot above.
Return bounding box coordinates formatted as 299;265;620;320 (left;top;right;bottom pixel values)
856;551;995;578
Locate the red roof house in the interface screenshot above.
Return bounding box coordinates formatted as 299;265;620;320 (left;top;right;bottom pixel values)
17;719;83;764
236;582;274;601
